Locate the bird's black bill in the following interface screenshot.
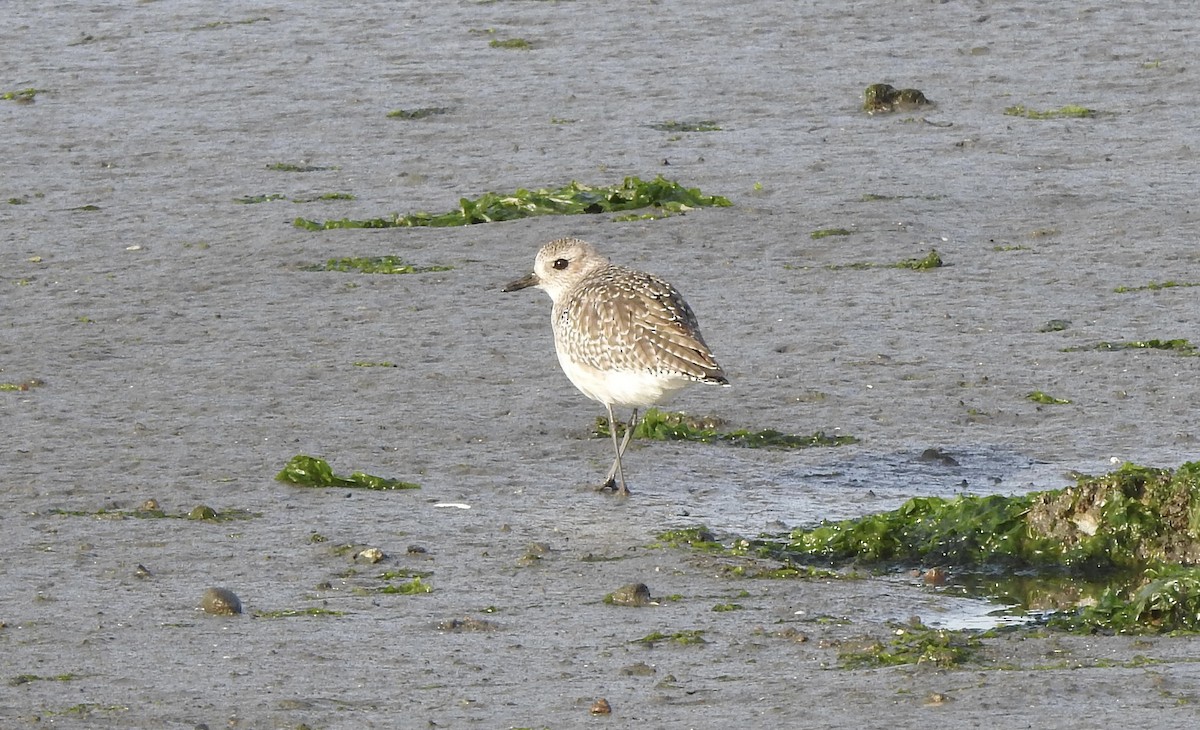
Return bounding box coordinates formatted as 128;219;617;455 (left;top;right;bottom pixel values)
502;273;539;292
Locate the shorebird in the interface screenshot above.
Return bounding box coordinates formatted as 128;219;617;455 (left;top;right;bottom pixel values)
503;237;728;496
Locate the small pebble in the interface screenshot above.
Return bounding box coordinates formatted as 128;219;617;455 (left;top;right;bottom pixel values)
518;542;553;565
200;587;242;615
437;616;499;632
620;662;656;677
140;498;160;512
356;547;385;564
590;698;612;715
775;627;809;643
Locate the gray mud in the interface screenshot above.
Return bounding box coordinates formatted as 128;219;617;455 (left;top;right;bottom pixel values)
3;1;1200;728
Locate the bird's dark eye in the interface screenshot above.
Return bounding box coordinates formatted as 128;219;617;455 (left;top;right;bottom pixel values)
552;258;569;270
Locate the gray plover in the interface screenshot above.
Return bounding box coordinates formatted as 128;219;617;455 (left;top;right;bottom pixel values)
503;237;728;496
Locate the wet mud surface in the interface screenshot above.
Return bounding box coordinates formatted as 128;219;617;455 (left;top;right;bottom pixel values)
4;1;1200;727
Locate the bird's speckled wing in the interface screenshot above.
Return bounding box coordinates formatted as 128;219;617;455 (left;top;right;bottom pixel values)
553;266;726;383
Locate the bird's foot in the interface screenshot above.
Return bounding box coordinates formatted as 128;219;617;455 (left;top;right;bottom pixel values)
597;477;631;497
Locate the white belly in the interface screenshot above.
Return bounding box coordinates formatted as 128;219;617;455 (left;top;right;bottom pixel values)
556;349;689;408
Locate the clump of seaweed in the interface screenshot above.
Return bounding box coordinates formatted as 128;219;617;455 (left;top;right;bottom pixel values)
2;87;44;104
653;527;725;552
301;256;452;274
1050;565;1200;633
827;249;943;271
276;455;420;490
1027;391;1070;405
377;577;433;595
1004;104;1095;119
659;464;1200;634
386;107;449;119
48;503;257;522
1066;339;1197;355
837;620;980;668
489;38;532;50
253;608;346;619
648;120;722;132
594;408;857;449
266;162;334;173
630;630;707;647
779;463;1200;572
895;249;943;270
1114;281;1200;293
235;192;354;204
811;228;851;239
293;176;730;229
863;84;933;114
0;378;44;391
768;462;1200;633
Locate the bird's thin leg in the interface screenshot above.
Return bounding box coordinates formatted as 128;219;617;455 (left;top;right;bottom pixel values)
601;405;636;496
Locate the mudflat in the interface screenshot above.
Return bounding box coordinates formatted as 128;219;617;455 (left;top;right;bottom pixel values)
3;2;1199;728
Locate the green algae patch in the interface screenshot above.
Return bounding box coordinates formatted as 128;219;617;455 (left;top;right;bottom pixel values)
193;16;270;31
293;175;731;229
1004;104;1096;119
631;630;707;647
1027;391;1071;405
377;577;433;595
303;256;453;274
9;673;79;686
759;461;1200;634
2;87;44;103
649;120;722;132
1050;565;1200;634
489;37;532;50
653;527;726;552
267;162;333;173
596;408;857;449
1068;339;1197;355
863;84;933;114
811;228;852;239
894;249;943;270
1039;319;1071;332
236;192;354;204
46;703;128;718
827;249;943;271
253;608;346;619
0;378;44;391
838;621;981;668
1114;281;1200;293
721;564;844;580
48;505;257;522
276;454;420;490
779;463;1200;573
387;106;450;119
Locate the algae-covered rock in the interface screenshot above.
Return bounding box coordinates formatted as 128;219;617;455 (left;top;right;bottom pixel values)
863;83;933;114
783;462;1200;573
605;583;653;607
1025;463;1200;568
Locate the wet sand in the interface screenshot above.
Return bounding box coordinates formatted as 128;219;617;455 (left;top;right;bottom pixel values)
4;1;1200;727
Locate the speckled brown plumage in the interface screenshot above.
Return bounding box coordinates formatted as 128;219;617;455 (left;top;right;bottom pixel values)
555;265;726;385
503;237;728;496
